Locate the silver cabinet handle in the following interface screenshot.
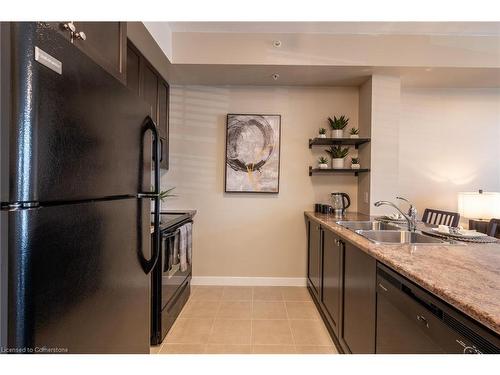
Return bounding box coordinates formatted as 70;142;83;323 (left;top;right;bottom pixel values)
62;22;76;33
378;283;388;292
416;314;429;328
74;31;87;41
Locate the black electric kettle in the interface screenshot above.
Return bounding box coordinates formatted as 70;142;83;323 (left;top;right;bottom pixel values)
330;192;351;217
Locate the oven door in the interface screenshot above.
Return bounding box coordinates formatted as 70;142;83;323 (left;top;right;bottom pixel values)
161;224;192;309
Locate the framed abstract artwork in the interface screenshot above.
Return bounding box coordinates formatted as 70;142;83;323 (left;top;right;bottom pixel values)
225;114;281;193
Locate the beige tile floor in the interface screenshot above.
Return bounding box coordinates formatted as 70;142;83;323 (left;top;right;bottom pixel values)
150;286;337;354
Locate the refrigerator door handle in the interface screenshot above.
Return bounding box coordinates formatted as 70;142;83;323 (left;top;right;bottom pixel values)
159;139;163;162
137;116;161;274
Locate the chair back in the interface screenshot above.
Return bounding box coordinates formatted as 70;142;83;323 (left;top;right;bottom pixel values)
487;219;500;238
422;208;460;227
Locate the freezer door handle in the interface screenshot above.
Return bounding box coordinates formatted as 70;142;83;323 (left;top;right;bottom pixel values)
137;116;161;274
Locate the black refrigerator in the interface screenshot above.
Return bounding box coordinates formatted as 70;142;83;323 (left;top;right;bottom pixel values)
0;23;161;353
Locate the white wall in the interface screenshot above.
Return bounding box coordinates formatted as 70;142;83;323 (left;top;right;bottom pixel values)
143;22;173;62
162;85;359;278
369;76;402;216
398;88;500;219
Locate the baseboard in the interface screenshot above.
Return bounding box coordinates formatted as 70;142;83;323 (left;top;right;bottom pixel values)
191;276;307;287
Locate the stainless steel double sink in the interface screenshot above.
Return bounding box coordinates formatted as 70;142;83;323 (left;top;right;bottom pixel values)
337;220;449;245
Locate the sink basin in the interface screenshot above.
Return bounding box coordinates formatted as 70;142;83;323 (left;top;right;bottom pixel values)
356;230;448;245
337;221;402;231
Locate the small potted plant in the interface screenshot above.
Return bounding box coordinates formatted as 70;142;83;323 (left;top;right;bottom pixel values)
318;156;329;169
328;115;349;138
325;145;349;169
318;127;327;138
349;128;359;138
351;157;360;169
151;187;177;219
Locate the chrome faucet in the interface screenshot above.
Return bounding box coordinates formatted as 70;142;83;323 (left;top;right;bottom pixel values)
374;197;418;232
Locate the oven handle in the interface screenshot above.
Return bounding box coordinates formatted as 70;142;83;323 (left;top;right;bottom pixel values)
161;219;193;239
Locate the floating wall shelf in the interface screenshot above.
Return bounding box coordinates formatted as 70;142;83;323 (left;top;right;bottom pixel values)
309;166;371;177
309;137;371;149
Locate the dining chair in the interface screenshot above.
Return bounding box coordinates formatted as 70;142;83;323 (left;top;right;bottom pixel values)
487;218;500;238
421;208;461;227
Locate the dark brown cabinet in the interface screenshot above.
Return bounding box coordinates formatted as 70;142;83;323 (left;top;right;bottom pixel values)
340;241;376;354
307;220;322;298
45;22;126;84
142;63;159;123
306;219;376;354
158;81;169;139
306;219;498;354
126;41;169;169
126;44;141;96
321;229;342;335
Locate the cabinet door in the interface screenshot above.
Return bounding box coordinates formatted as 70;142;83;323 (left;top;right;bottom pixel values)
322;229;342;334
142;63;159;123
157;81;169;169
341;241;376;353
157;81;169;138
45;22;126;84
73;22;127;84
307;220;322;297
126;43;141;96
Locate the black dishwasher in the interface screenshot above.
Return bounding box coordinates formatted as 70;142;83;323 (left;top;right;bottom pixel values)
376;263;500;354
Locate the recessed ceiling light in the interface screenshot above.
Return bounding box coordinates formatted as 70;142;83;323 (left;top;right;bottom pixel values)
272;73;280;80
272;40;282;48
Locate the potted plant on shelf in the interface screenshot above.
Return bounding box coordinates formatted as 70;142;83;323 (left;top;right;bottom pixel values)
326;145;349;169
318;127;327;138
328;115;349;138
349;128;359;138
351;157;360;169
318;156;329;169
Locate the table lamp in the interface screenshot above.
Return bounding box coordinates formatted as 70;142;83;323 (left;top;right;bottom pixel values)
458;190;500;232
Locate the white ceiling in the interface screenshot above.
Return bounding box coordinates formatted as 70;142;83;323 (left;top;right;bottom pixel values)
167;22;500;36
169;65;500;88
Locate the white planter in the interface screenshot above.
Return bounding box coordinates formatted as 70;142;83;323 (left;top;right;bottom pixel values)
332;158;344;169
351;164;361;169
318;134;327;138
331;129;343;138
350;134;359;138
318;163;329;169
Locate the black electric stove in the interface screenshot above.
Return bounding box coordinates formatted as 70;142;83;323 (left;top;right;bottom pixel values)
151;210;196;345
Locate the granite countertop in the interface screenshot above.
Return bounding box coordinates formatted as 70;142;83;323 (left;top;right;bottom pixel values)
305;211;500;335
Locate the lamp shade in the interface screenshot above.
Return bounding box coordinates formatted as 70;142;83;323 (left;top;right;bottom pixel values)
457;191;500;220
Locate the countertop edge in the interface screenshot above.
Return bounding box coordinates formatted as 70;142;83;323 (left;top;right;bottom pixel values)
150;210;197;233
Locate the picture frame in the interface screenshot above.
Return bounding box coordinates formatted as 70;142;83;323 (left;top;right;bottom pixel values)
224;114;281;193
